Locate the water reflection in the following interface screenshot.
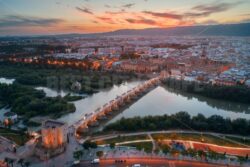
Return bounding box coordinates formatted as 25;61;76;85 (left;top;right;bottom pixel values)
57;81;143;125
107;86;250;125
36;81;250;127
35;87;69;97
164;86;250;114
0;78;15;85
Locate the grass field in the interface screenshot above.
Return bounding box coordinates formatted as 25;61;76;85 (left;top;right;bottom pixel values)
151;133;248;148
0;102;5;109
0;128;29;145
225;136;250;146
95;135;149;145
120;141;153;153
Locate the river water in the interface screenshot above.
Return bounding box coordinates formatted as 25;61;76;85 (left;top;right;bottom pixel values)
36;81;143;125
37;81;250;126
107;86;250;124
1;77;250;128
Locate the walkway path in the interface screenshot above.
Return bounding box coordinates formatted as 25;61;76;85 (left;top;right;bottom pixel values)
90;130;250;157
148;133;156;151
91;130;250;146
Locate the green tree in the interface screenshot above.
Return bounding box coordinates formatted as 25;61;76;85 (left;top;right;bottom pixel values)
110;142;115;149
161;145;170;155
96;151;104;158
4;158;10;167
9;159;14;167
24;161;30;167
17;158;24;167
82;140;97;150
73;150;83;160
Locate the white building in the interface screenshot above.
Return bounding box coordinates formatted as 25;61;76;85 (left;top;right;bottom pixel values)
97;47;122;55
135;46;152;55
245;79;250;87
78;48;95;56
47;53;87;60
3;112;18;123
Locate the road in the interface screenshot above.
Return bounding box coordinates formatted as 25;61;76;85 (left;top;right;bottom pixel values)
80;158;243;167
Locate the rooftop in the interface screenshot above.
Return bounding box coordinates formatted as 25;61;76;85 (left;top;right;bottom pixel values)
4;112;17;117
43;119;66;129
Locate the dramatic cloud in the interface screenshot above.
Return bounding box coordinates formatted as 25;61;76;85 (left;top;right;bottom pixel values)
105;9;126;15
96;17;115;24
185;2;236;18
1;0;246;35
104;4;111;8
126;18;158;26
0;15;64;27
143;2;240;21
143;11;182;20
76;6;93;15
240;13;250;16
122;3;135;8
192;2;235;14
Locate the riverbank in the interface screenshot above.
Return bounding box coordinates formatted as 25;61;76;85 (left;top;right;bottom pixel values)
163;78;250;104
0;83;76;122
0;62;138;94
103;111;250;136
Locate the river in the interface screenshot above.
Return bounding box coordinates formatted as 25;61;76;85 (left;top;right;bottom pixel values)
36;81;143;125
1;77;250;127
37;81;250;127
107;86;250;124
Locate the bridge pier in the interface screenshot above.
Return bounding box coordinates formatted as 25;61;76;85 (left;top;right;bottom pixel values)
104;106;114;116
74;75;167;134
97;112;107;120
77;124;89;133
122;95;130;103
88;120;99;127
111;101;119;111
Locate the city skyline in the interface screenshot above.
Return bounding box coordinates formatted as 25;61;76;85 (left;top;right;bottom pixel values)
1;0;250;35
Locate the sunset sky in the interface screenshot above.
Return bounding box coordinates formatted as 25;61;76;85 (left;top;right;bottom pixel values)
0;0;250;36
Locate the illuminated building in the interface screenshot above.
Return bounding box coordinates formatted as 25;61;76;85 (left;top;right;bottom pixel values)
35;120;68;160
41;120;68;149
120;60;159;73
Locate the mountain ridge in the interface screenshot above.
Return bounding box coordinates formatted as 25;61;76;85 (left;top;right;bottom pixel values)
100;22;250;36
1;22;250;38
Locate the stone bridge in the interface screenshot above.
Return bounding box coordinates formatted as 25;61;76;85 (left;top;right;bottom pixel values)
74;72;168;133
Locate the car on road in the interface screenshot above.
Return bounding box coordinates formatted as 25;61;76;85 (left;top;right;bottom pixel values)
71;160;80;167
132;164;141;167
91;159;100;164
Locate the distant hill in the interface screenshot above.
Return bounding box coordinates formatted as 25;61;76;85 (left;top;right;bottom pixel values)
1;23;250;39
100;23;250;37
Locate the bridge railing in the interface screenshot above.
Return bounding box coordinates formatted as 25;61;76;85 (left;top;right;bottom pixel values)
75;76;163;130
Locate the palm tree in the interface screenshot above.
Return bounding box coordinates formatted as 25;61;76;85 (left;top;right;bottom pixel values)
4;158;10;167
17;158;24;167
110;142;115;149
24;161;30;167
9;159;14;167
96;151;104;158
73;150;83;160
